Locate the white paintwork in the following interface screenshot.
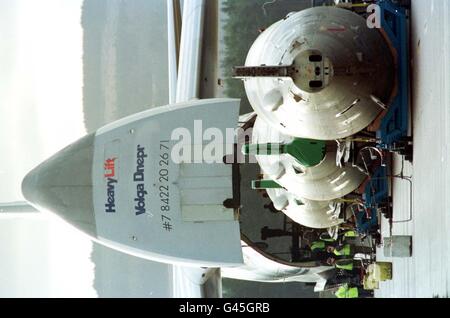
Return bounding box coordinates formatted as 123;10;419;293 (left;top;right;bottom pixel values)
176;0;206;102
222;241;331;283
252;117;366;201
265;186;344;229
0;201;38;213
167;0;180;104
92;99;243;267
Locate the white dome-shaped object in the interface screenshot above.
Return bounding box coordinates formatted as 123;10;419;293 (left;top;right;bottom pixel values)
265;187;343;229
241;7;395;140
251;117;366;201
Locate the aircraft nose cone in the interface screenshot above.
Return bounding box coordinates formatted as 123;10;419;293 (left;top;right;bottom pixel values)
22;168;39;204
21;133;98;237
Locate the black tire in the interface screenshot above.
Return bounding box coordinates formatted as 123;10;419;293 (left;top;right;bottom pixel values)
404;144;413;162
400;136;413;143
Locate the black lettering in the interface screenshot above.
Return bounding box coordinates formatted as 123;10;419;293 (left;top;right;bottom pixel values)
105;178;117;213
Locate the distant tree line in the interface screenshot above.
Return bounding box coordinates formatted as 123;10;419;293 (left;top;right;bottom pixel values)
81;0;168;133
81;0;109;132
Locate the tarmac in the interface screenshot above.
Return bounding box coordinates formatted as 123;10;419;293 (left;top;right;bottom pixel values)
375;0;450;298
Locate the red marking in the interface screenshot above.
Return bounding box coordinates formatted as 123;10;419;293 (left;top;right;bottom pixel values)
327;27;347;32
104;158;116;178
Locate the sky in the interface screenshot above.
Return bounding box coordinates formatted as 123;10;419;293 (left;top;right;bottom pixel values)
0;0;96;297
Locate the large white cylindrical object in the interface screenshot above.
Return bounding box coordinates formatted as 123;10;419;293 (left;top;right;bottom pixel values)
252;117;366;201
265;187;343;229
243;7;395;140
